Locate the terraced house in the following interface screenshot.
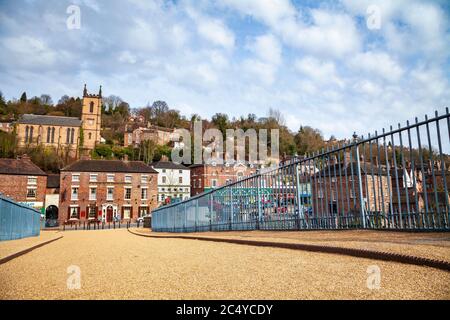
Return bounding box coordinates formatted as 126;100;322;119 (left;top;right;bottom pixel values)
0;155;47;212
59;159;158;225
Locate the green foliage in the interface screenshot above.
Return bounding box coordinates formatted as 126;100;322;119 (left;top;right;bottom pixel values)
92;144;113;159
154;144;172;161
0;130;16;158
17;145;63;173
294;126;325;156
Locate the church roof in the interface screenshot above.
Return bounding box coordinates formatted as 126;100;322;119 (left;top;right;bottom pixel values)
17;114;82;127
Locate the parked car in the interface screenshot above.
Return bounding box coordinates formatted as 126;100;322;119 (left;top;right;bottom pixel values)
137;214;150;224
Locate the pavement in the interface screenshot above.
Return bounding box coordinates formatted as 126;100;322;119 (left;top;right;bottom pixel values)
0;228;449;299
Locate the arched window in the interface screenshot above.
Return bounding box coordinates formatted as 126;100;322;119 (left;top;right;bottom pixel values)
90;101;94;113
66;128;70;144
29;126;34;143
47;127;51;143
25;126;29;143
70;128;75;144
51;127;55;143
88;132;92;140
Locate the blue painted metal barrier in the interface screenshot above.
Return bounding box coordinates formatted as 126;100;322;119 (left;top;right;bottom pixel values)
0;194;41;241
152;109;450;232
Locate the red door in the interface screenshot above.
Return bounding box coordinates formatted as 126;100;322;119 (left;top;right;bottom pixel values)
106;206;113;222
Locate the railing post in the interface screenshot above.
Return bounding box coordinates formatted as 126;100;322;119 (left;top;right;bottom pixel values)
295;163;303;230
257;175;262;230
355;140;367;229
195;200;198;232
209;193;213;231
229;188;233;230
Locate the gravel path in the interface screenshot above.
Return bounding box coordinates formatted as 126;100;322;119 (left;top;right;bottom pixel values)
0;229;449;300
142;229;450;263
0;231;61;260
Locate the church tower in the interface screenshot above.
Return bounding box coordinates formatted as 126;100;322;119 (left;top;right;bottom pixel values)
81;84;102;151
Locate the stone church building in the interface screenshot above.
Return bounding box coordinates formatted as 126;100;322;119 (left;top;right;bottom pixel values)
15;85;102;158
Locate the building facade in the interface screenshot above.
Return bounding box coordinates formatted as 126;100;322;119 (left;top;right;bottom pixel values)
59;160;158;224
15;114;82;158
150;161;190;205
190;162;257;196
44;174;60;227
124;125;174;147
14;85;102;158
80;85;102;152
0;120;13;133
0;155;47;212
311;160;391;220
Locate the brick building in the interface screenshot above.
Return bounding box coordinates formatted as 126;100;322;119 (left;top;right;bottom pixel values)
311;159;391;219
0;120;13;133
124;125;174;147
0;155;47;212
59;159;158;224
190;162;257;196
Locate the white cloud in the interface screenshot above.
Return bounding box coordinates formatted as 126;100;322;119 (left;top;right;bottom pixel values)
118;51;137;64
0;0;448;142
243;59;278;86
221;0;296;26
197;18;235;50
348;51;404;82
295;57;343;87
248;34;282;65
187;8;235;50
287;10;361;58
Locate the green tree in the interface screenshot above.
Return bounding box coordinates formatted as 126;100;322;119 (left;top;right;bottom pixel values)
20;92;27;102
294;126;325;155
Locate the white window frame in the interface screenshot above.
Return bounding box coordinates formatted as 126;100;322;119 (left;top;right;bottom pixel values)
125;175;132;184
107;174;115;183
211;179;218;188
318;189;324;199
71;186;79;200
141;175;148;184
124;187;132;200
26;187;37;199
27;176;37;185
141;187;148;200
107;186;114;201
89;186;97;200
72;173;80;183
89;174;98;182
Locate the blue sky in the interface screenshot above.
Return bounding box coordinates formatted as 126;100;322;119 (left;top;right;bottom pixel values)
0;0;449;139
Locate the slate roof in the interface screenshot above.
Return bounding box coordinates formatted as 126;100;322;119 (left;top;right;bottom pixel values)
61;160;158;173
17;114;81;127
0;158;47;176
47;174;60;188
150;161;189;170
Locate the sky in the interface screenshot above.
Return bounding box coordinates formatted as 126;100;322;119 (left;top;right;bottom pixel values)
0;0;449;140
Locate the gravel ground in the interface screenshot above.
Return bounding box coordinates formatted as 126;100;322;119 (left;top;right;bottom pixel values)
0;231;61;260
142;229;450;263
0;228;449;300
